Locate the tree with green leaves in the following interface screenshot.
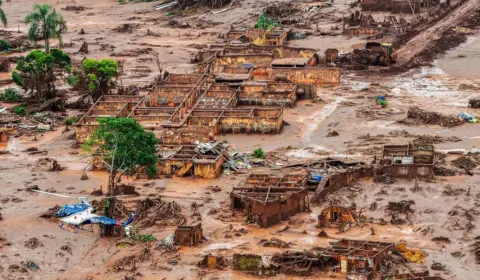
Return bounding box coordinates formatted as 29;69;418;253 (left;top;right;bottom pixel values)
0;1;8;27
68;59;118;101
12;49;71;101
25;4;67;53
83;118;158;195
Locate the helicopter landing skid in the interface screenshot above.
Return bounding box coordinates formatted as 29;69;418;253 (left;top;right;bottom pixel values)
58;223;94;234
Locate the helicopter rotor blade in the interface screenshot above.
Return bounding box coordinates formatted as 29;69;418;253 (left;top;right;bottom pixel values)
32;190;137;200
31;190;76;199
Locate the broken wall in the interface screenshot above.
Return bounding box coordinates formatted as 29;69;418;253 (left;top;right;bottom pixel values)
242;189;308;227
75;124;97;143
314;167;373;201
194;156;225;179
379;164;434;179
174;223;203;246
270;67;341;85
213;54;274;72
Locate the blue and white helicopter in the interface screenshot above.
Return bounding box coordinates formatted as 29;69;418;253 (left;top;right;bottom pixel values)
34;190;136;235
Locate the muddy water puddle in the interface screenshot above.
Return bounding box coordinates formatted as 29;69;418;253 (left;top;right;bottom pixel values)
435;35;480;78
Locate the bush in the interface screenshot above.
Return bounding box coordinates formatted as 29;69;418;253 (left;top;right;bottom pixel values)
65;118;74;126
15;105;26;115
0;40;11;51
252;148;265;159
255;14;279;30
67;74;80;87
0;88;22;102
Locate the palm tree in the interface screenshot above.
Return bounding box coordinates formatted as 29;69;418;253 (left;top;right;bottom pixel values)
25;4;67;53
0;0;8;27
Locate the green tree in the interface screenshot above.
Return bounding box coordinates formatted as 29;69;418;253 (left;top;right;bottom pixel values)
0;1;7;27
25;4;67;53
84;118;158;195
69;59;118;101
12;49;71;101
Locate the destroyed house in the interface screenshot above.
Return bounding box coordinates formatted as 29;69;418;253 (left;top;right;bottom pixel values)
318;205;356;229
174;223;204;246
240;172;308;189
237;239;395;278
379;144;434;179
222;27;289;46
231;187;309;227
213;65;253;85
223;45;318;67
316;239;394;278
213;53;274;73
239;82;298;107
75;95;144;143
157;145;225;179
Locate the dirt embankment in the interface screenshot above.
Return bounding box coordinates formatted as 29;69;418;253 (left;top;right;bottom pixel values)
393;0;480;67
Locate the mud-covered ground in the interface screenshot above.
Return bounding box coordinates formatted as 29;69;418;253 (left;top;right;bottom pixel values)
1;0;480;280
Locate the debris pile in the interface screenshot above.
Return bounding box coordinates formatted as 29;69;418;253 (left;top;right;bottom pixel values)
469;236;480;264
39;205;61;221
452;156;478;170
446;205;477;233
259;237;290;248
270;250;317;276
136;198;185;228
376;173;395;184
434;166;456;176
33;158;63;172
110;247;150;273
62;5;87;11
412;135;461;145
406;107;464;127
24;237;44;249
264;3;300;24
110;48;153;57
469;98;480;108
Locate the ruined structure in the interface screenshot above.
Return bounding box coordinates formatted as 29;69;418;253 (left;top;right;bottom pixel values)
318;205;357;229
234;239;395;278
239;171;308;189
174;223;204;246
231;187;309;227
221;27;289;46
157;145;225;179
313;167;374;202
377;144;435;179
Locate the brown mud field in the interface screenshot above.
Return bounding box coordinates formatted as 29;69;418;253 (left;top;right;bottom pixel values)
1;0;480;280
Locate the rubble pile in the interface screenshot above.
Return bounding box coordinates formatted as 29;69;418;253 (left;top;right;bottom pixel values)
33;158;63;172
270;251;317;276
469;98;480;108
24;237;44;249
135;198;185;228
39;205;61;221
406;107;464;127
62;5;87;11
110;247;150;273
469;236;480;264
412;135;461;145
452;156;478;170
264;3;300;23
434;166;456;176
259;237;290;248
110;48;153;57
446;205;477;233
